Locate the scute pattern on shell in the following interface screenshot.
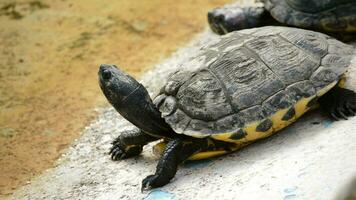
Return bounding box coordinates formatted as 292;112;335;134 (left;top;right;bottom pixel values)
264;0;356;32
154;26;353;138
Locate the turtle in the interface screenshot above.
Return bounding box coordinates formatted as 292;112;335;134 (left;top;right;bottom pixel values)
207;0;356;41
98;26;356;191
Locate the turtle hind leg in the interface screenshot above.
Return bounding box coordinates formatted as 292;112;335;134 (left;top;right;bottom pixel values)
208;4;277;35
319;86;356;121
110;128;157;161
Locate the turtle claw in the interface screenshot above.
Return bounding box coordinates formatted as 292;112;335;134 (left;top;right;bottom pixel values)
345;103;356;116
319;87;356;121
336;107;348;120
141;174;161;192
110;144;126;161
109;140;144;161
331;105;351;121
335;94;356;120
330;111;340;121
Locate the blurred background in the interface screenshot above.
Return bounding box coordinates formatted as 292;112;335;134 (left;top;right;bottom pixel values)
0;0;232;197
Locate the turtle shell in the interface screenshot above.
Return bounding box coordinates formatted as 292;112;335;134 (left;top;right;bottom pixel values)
264;0;356;33
154;26;354;143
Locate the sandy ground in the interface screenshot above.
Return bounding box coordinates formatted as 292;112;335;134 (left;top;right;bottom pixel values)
7;29;356;200
0;0;231;196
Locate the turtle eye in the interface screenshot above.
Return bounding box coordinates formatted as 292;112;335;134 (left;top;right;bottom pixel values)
102;69;112;80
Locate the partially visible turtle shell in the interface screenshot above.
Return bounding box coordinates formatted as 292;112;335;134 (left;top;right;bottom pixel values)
264;0;356;33
155;26;354;142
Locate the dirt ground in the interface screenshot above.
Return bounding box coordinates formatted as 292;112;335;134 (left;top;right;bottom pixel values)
0;0;231;197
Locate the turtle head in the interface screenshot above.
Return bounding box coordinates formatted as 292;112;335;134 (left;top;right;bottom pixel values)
98;64;172;135
208;5;268;34
98;64;141;105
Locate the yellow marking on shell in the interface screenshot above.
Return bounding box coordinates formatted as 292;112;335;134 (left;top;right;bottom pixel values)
209;82;338;144
338;75;347;88
156;82;340;160
189;143;247;160
189;151;231;160
212;109;297;144
294;95;315;118
346;22;356;32
244;121;272;140
211;132;244;143
212;82;338;143
293;81;337;117
321;18;356;32
270;108;295;131
186;133;207;139
210;108;297;143
317;81;337;97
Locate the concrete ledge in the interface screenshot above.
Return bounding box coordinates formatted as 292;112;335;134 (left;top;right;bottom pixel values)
9;30;356;200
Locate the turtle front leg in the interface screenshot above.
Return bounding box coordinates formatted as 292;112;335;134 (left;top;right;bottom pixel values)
208;4;276;34
110;128;157;160
141;138;209;191
318;86;356;120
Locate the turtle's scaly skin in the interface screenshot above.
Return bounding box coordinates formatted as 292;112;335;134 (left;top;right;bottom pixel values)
155;26;354;143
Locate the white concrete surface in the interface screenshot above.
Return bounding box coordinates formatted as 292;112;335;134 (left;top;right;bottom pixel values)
8;30;356;200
